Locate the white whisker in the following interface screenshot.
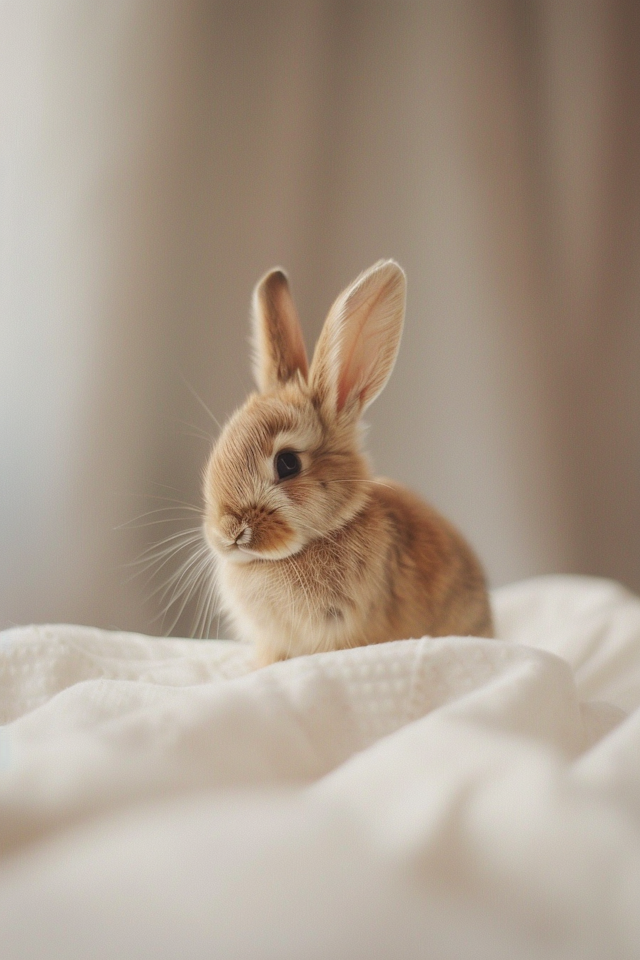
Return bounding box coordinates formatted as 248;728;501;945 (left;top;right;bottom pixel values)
180;374;223;432
131;527;204;562
155;547;212;633
172;417;215;444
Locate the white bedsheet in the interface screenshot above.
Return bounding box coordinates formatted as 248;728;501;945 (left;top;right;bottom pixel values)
1;575;640;959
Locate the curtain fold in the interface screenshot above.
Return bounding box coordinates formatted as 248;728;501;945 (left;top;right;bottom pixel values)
2;0;639;634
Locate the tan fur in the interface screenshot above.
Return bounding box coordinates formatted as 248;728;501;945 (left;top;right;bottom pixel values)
203;261;493;666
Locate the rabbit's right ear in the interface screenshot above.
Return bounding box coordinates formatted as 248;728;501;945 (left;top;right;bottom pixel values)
310;260;406;420
251;269;309;393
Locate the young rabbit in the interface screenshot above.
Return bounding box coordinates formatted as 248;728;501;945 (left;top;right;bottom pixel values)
203;260;493;666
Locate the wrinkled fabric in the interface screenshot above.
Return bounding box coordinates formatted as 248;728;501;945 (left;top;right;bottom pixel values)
1;575;640;959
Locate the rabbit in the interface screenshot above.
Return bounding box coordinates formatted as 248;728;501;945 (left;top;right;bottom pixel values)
202;260;493;667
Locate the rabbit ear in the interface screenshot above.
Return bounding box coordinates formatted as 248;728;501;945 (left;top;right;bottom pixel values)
251;268;309;392
310;260;406;418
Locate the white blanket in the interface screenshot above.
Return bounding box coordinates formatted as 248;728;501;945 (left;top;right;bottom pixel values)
1;575;640;959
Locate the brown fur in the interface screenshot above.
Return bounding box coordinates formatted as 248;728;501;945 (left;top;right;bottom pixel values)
203;261;493;666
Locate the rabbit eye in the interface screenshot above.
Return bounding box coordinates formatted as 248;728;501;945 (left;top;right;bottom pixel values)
275;451;301;481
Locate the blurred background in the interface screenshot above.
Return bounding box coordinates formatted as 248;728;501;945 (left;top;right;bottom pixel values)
1;1;639;637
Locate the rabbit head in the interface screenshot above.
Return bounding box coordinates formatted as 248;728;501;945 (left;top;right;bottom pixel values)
203;260;406;563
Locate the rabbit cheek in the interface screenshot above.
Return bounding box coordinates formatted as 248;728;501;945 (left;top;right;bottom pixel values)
250;511;296;555
281;481;307;507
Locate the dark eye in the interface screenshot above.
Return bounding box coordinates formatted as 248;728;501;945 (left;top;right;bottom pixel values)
275;450;302;481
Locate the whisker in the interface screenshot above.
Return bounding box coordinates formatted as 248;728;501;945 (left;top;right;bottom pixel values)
306;478;395;491
197;562;220;640
116;507;202;531
130;543;204;581
127;530;204;585
172;417;215;444
194;559;218;639
154;542;210;602
148;480;193;494
125;476;215;637
153;548;208;617
137;494;202;511
180;373;224;432
134;526;204;556
300;522;329;540
160;551;214;636
288;555;313;620
189;550;210;638
120;517;200;531
139;547;207;601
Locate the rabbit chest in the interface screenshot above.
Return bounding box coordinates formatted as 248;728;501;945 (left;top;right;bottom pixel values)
215;521;394;660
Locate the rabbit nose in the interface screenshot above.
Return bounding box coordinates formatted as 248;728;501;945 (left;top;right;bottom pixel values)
235;526;252;546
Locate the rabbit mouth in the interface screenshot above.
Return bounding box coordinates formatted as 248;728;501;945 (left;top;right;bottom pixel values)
221;540;305;564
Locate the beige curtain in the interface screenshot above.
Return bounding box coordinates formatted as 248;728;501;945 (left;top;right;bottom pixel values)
2;1;639;635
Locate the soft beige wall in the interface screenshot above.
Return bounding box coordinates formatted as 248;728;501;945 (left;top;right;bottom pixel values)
2;1;639;635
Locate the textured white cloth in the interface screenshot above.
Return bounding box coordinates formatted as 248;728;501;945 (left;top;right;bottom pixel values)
1;575;640;959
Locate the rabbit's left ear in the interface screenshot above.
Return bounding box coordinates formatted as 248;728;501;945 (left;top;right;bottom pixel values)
310;260;406;418
251;268;309;392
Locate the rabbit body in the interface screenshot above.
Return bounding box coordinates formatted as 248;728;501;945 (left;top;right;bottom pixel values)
203;261;493;666
215;475;492;666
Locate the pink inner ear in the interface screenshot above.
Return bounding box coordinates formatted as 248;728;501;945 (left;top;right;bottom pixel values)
337;379;350;412
337;355;366;411
310;260;405;414
335;291;378;410
253;269;309;391
281;306;309;382
335;277;400;412
271;276;308;382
